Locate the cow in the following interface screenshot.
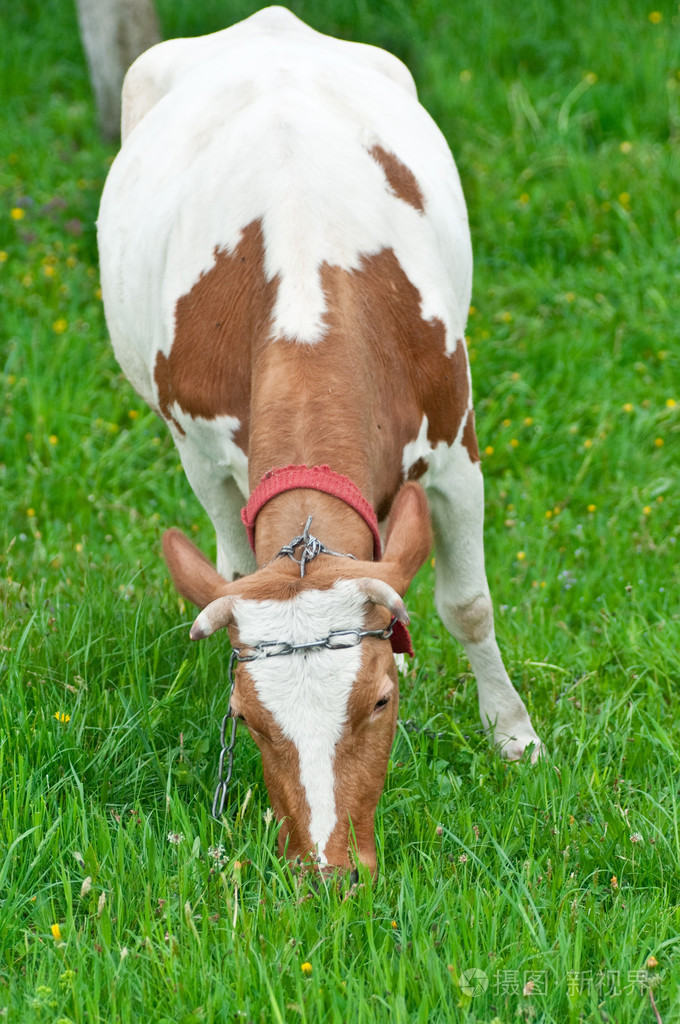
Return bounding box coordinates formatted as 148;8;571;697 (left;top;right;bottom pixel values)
97;6;543;876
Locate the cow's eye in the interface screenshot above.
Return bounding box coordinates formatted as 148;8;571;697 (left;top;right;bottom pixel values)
374;694;391;711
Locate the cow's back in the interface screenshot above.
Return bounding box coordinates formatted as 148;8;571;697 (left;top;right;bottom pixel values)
98;6;472;495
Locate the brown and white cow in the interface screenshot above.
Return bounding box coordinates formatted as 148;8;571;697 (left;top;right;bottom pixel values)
98;6;543;874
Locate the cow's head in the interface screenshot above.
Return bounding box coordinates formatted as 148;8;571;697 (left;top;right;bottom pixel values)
162;483;431;874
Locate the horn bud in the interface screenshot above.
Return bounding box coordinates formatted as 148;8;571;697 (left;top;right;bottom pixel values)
190;595;237;640
355;578;410;625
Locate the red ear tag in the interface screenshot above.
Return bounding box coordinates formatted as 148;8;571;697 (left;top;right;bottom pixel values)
390;620;414;657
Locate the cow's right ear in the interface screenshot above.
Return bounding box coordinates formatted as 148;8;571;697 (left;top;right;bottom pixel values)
162;528;230;609
381;482;433;594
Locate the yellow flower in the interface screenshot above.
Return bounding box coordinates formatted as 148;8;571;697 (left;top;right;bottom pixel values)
128;409;139;419
27;508;35;518
391;920;397;929
584;72;598;84
643;506;652;515
500;311;513;323
587;504;597;513
517;551;526;561
583;439;593;449
54;712;71;724
647;955;659;969
0;251;8;262
510;438;519;448
459;69;472;83
523;417;534;426
519;193;530;206
565;292;575;303
623;403;634;413
611;875;618;890
619;192;631;206
43;265;56;278
11;207;25;220
484;445;494;456
51;923;62;940
49;435;58;446
666;398;676;408
53;318;68;334
654;438;664;447
301;962;312;974
648;11;662;23
620;141;633;154
502;418;511;428
469;305;476;316
545;510;553;519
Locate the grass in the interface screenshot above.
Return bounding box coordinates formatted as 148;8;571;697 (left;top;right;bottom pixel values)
1;0;679;1021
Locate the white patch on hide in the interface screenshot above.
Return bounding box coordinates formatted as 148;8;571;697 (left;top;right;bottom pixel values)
233;580;367;863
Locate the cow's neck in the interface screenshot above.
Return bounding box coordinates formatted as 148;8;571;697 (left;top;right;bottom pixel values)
253;488;374;567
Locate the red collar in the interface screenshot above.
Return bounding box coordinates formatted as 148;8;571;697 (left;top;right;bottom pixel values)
241;464;413;656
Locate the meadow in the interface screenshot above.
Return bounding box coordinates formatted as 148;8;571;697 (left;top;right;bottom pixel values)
1;0;679;1021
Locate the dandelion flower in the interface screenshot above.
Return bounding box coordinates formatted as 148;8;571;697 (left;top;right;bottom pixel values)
587;504;597;513
11;208;25;221
52;318;68;334
49;435;58;446
484;445;494;456
510;438;519;448
517;551;526;561
649;11;663;23
51;923;62;940
623;403;634;412
654;438;664;447
665;398;676;408
301;962;312;974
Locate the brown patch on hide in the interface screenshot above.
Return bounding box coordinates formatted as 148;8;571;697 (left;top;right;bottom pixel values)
154;219;277;448
462;408;480;463
323;618;400;873
369;145;425;213
248;248;470;526
407;457;429;481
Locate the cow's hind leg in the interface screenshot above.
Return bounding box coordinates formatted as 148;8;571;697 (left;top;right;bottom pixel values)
427;431;544;761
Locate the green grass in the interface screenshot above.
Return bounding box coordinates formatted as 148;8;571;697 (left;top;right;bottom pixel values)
1;1;679;1021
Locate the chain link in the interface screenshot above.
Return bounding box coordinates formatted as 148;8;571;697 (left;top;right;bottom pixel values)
211;650;239;818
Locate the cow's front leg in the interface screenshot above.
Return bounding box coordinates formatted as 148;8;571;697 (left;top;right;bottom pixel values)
175;438;256;582
426;430;544;761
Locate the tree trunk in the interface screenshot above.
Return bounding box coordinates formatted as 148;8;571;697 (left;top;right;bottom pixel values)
75;0;161;142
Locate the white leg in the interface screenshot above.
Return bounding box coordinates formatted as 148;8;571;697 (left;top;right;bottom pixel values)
175;439;256;581
426;437;544;761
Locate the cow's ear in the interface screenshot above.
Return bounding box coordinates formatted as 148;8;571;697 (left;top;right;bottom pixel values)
381;482;432;594
162;528;230;609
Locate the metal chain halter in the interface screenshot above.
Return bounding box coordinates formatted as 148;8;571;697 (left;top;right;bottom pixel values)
211;616;397;819
275;514;356;577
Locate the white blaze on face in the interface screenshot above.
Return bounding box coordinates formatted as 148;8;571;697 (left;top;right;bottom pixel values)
232;580;366;863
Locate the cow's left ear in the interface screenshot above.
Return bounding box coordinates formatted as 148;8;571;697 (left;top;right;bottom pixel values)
162;528;230;608
381;482;432;593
